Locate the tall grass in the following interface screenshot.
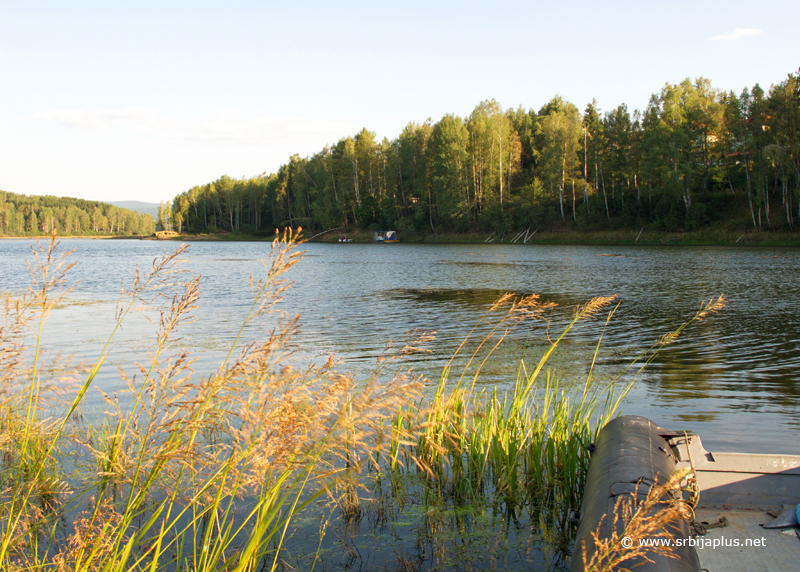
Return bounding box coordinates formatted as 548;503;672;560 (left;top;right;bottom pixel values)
375;290;724;556
0;231;422;571
376;294;630;532
0;232;724;570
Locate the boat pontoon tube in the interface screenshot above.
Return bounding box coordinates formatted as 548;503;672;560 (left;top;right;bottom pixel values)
571;415;700;572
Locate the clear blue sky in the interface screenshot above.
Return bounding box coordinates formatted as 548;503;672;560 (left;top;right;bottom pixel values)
1;0;797;204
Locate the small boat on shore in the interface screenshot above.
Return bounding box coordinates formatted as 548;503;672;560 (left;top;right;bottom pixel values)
572;415;800;572
154;230;179;240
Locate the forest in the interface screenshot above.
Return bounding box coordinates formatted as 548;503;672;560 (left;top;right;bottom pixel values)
166;70;800;239
0;192;155;237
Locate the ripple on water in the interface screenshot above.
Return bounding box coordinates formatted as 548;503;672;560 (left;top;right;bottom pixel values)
1;239;798;454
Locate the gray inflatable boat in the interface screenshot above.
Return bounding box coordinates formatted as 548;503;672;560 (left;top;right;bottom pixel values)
571;415;800;572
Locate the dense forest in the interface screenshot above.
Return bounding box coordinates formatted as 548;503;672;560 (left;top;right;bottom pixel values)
168;71;800;238
0;192;155;237
5;73;797;240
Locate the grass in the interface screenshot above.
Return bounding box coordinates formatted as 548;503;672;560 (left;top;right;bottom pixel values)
0;231;725;571
578;469;695;572
1;231;422;571
320;291;724;570
375;296;636;556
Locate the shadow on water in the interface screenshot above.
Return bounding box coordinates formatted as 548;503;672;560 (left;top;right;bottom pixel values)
384;289;594;313
386;287;525;307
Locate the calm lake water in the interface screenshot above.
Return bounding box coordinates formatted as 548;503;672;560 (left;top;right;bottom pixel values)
1;238;798;455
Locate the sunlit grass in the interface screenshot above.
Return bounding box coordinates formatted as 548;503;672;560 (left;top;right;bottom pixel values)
0;231;724;571
375;293;632;549
1;231;422;571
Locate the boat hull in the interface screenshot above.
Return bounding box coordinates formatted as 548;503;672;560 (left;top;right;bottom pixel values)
572;415;700;572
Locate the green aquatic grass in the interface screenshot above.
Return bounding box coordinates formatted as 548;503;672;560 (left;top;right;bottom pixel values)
379;294;623;512
380;290;725;541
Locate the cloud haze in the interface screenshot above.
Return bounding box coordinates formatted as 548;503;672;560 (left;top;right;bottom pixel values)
710;28;762;41
34;108;357;148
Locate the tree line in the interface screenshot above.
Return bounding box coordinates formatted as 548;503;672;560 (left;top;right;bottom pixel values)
0;192;155;237
168;69;799;237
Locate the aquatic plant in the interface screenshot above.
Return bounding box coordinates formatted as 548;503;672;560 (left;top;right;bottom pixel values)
0;231;422;571
376;293;627;519
368;290;724;567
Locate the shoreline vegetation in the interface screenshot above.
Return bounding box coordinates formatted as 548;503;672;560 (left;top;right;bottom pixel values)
186;226;800;246
3;226;800;246
76;227;800;246
1;232;724;571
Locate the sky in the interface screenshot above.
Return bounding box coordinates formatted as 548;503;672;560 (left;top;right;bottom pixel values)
1;0;798;205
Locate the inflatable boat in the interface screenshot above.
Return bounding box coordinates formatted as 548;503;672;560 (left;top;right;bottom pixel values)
571;415;800;572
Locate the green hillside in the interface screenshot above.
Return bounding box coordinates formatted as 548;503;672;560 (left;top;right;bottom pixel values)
0;191;155;237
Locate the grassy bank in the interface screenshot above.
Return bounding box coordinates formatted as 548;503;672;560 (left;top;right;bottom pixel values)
1;233;723;571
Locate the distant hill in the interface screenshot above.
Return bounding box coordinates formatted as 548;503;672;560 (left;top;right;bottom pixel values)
110;201;161;218
0;191;156;236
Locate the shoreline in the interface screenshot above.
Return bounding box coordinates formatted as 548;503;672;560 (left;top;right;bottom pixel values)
172;229;800;247
3;229;798;247
0;235;146;240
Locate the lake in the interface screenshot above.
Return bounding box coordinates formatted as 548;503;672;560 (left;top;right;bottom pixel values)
1;237;798;455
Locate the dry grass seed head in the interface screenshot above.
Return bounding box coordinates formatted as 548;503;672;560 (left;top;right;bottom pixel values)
658;295;726;347
1;293;33;345
488;292;516;312
510;293;558;322
152;275;200;348
249;228;306;319
396;329;437;357
239;361;423;487
116;244;191;323
696;295;726;320
52;496;123;572
574;295;618;321
26;233;77;313
581;469;693;572
656;331;680;347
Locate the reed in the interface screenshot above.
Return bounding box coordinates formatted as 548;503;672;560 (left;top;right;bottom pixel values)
380;290;724;542
0;231;422;571
377;293;628;525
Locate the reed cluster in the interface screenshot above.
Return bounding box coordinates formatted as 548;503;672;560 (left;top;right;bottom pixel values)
373;293;632;548
1;231;422;571
351;291;724;569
